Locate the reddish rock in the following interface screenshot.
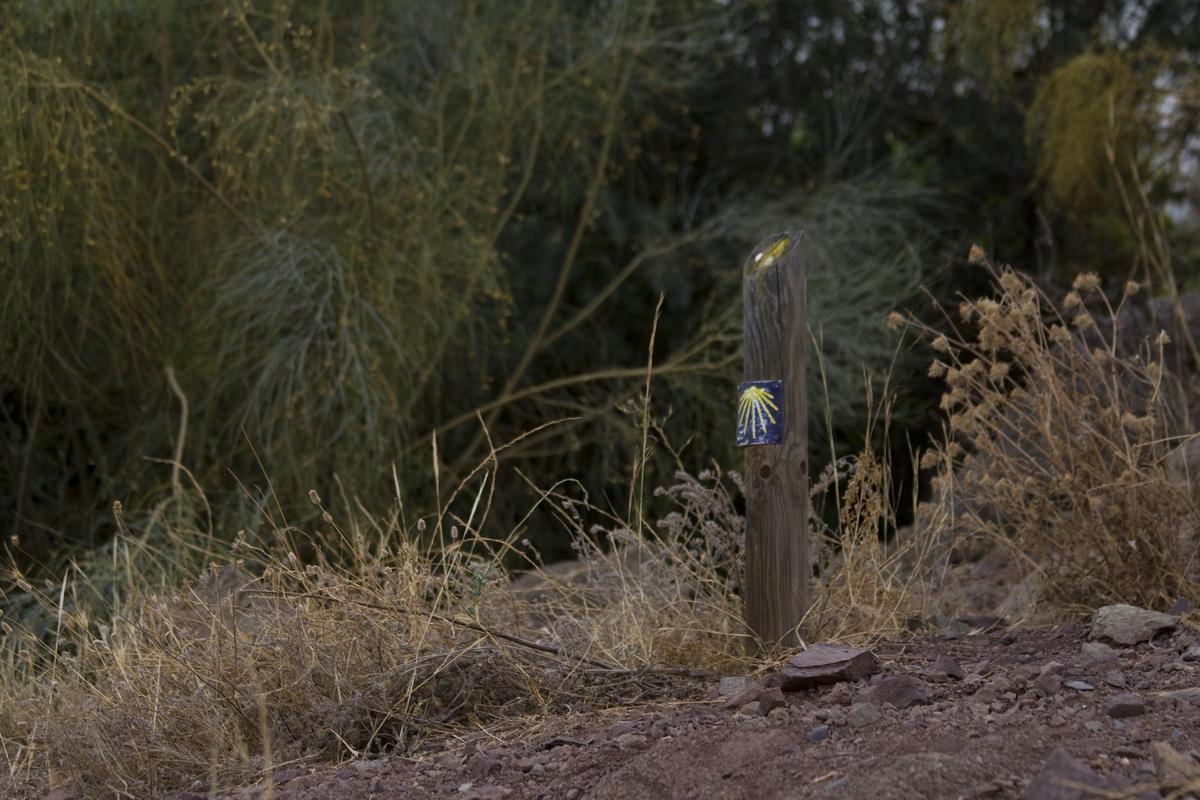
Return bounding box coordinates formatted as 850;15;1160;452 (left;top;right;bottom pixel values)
1079;641;1120;670
1104;693;1147;719
868;675;931;709
737;701;762;717
1020;747;1112;800
615;733;649;752
846;702;881;728
926;654;965;681
1090;604;1177;647
1038;661;1065;677
721;683;762;710
776;643;879;691
758;686;786;715
1033;673;1062;696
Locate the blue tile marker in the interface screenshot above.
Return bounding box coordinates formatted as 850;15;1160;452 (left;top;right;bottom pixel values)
737;379;783;446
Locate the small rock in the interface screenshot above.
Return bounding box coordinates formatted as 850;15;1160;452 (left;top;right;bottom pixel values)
759;686;786;715
1105;693;1147;719
718;676;749;696
460;787;512;800
1080;641;1120;669
737;701;762;717
466;754;503;779
825;683;855;706
767;706;790;722
1104;670;1127;689
1168;597;1196;615
722;683;762;710
1182;645;1200;662
974;685;999;704
607;720;639;737
846;702;881;728
1020;747;1111;800
868;675;931;709
776;643;880;691
1033;673;1062;695
566;791;581;800
807;724;830;742
1090;604;1177;647
1063;680;1094;692
1039;661;1066;677
1151;741;1200;794
943;619;973;639
927;654;965;681
615;733;649;751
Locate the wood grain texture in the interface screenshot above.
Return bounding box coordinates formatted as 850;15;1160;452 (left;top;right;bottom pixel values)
742;231;809;650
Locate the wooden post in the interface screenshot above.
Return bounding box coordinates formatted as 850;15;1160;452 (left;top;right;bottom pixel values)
739;231;809;650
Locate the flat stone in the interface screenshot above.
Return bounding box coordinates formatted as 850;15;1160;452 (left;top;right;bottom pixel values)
1104;670;1127;689
868;675;931;709
776;643;879;691
722;683;762;710
807;724;830;742
1182;645;1200;662
1105;693;1147;719
1020;747;1112;800
1063;680;1094;692
718;676;749;696
1090;604;1177;647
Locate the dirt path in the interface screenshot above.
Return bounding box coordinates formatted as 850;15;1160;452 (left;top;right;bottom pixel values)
194;622;1200;800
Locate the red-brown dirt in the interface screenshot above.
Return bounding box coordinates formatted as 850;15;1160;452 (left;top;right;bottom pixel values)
177;620;1200;800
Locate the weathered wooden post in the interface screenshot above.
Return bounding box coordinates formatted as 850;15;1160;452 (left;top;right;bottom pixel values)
738;231;809;650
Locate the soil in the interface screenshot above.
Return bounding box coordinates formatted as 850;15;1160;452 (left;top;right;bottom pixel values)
171;620;1200;800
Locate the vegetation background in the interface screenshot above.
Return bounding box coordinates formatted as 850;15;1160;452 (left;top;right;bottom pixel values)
2;0;1199;616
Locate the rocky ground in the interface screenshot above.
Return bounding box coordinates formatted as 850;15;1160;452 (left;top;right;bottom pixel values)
156;604;1200;800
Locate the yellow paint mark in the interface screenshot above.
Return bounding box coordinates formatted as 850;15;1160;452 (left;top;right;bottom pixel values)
745;234;792;276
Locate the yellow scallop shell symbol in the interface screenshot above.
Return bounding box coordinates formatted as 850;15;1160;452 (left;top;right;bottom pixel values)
738;384;779;439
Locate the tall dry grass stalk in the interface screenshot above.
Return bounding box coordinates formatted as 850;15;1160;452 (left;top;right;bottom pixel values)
799;356;944;647
896;251;1200;614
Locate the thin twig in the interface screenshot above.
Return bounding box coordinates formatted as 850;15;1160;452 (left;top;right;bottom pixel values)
337;110;379;241
246;587;622;670
165;366;189;503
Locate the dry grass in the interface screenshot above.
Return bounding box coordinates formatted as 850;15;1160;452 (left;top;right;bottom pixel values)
10;249;1200;798
0;454;756;798
895;251;1200;615
804;447;942;644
